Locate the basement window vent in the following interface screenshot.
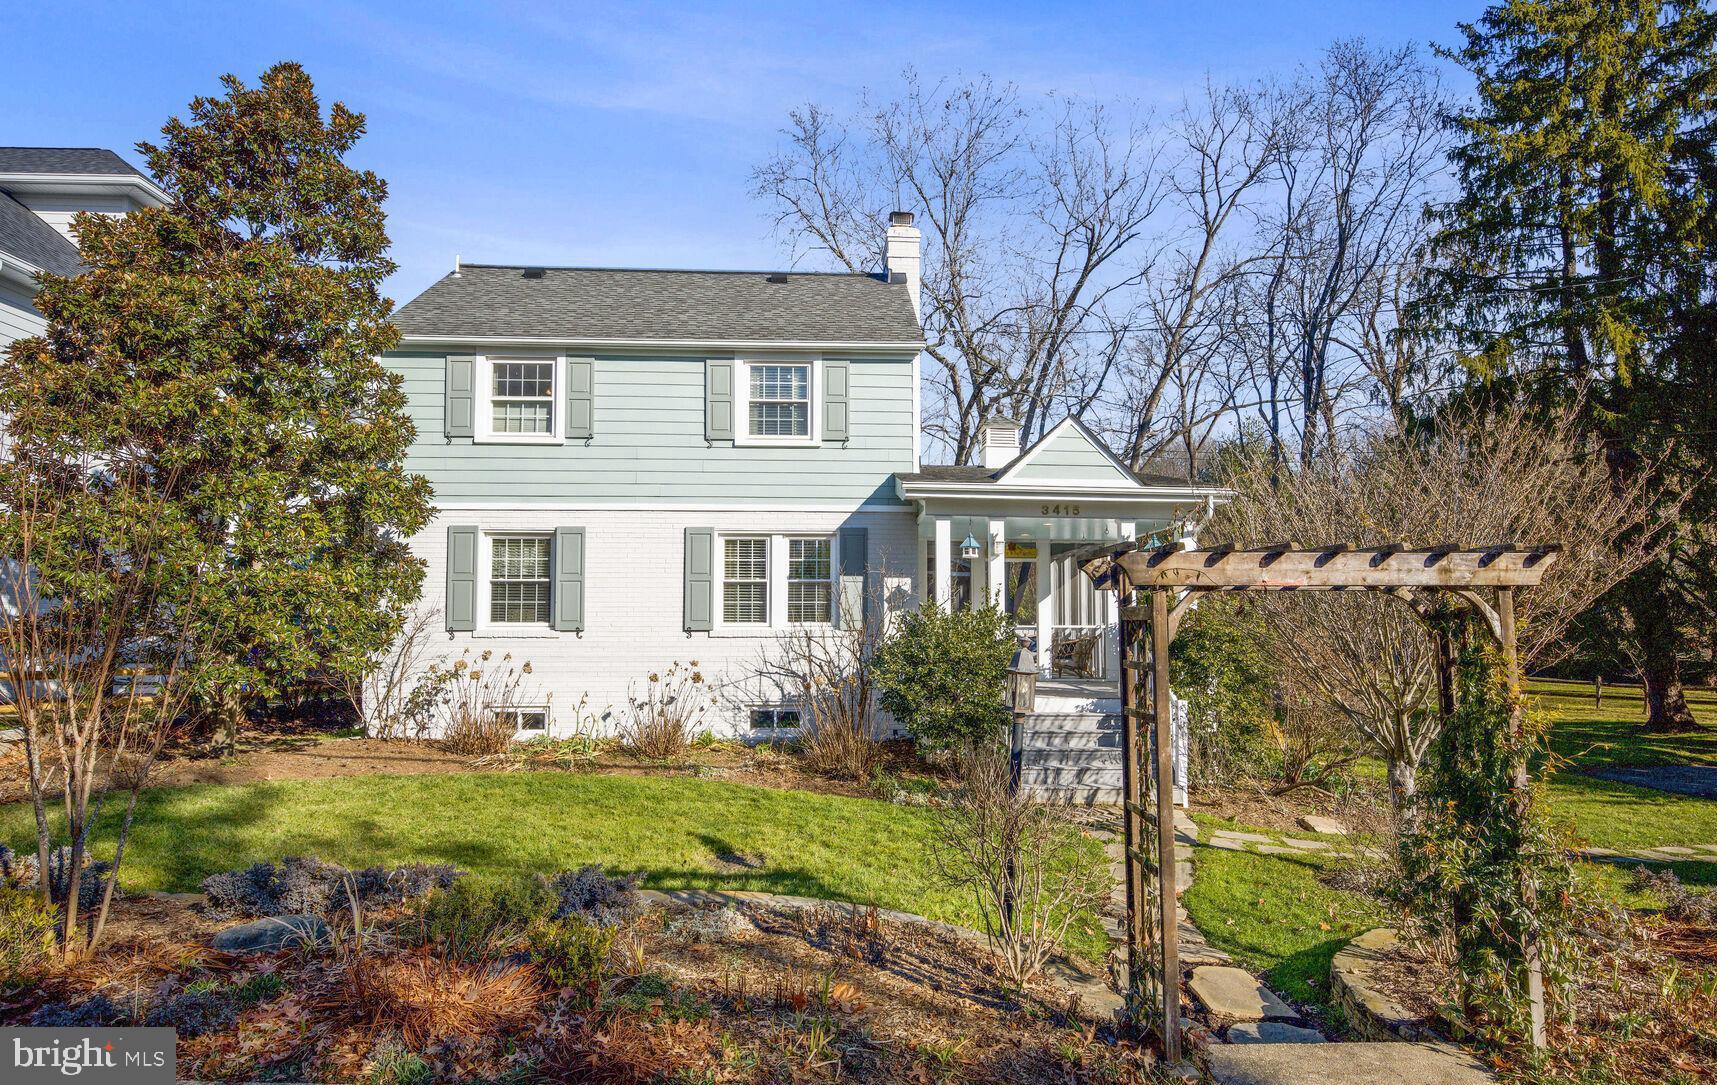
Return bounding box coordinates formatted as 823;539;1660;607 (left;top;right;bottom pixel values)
521;268;547;280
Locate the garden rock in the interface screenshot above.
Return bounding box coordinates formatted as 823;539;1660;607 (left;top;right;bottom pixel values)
1296;815;1348;835
212;913;329;954
1189;965;1297;1021
1226;1020;1326;1044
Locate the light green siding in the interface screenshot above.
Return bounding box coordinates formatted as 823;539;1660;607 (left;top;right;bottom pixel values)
1009;426;1132;483
386;351;914;505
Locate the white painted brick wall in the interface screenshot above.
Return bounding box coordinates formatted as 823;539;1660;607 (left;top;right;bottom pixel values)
411;506;920;737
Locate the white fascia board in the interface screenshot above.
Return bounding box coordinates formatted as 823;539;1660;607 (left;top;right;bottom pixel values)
0;172;170;208
896;480;1229;502
397;334;925;355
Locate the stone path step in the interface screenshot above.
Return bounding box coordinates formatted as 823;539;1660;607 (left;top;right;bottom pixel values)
1205;1041;1496;1085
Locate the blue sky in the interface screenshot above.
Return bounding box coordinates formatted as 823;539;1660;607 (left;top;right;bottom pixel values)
12;1;1476;304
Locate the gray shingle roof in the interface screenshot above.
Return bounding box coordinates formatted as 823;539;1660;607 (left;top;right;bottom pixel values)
0;190;80;276
0;147;147;177
393;264;923;344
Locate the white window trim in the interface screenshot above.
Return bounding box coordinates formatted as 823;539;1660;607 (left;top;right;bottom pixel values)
478;530;555;632
713;532;837;635
747;704;804;735
492;704;552;736
734;356;821;447
475;352;566;445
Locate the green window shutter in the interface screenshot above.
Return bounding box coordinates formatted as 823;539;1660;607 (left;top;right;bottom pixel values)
837;527;868;629
706;360;735;441
446;525;479;631
445;355;476;438
684;527;715;631
823;360;851;442
566;357;595;440
553;526;586;632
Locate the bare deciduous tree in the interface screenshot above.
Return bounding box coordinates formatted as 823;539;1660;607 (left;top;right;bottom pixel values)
753;70;1167;462
0;461;200;953
928;744;1109;988
1216;400;1660;808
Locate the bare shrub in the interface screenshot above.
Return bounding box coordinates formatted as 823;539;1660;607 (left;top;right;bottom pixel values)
337;605;441;740
426;649;541;756
928;745;1109;988
755;593;887;780
619;661;714;761
1216;399;1659;810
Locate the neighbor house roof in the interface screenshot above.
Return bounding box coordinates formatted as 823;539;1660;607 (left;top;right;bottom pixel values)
0;190;80;276
0;147;149;177
393;264;924;346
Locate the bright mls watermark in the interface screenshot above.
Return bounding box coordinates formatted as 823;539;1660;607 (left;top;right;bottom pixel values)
2;1029;174;1084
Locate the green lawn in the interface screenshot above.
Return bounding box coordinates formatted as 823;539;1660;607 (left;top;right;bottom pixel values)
1535;677;1717;770
0;772;1108;960
1531;678;1717;855
1183;815;1386;1014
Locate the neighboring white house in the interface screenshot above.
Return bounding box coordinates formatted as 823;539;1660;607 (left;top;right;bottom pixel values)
384;213;1225;737
0;147;170;450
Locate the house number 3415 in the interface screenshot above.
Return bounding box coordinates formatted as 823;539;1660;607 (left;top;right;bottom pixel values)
1040;503;1081;516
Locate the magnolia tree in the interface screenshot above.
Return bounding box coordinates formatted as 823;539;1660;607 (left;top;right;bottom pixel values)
1213;401;1659;810
1;63;432;752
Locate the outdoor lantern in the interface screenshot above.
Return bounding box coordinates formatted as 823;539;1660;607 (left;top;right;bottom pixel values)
960;531;981;560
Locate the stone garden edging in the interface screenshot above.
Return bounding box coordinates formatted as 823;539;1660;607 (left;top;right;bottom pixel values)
1329;927;1434;1042
635;887;1125;1022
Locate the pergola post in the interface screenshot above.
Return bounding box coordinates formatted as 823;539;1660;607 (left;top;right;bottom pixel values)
1497;587;1546;1048
1151;586;1181;1063
1116;569;1146;1002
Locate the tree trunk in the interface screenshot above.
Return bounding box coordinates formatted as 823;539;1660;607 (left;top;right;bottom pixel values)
1624;575;1699;732
1386;757;1417;814
216;686;247;754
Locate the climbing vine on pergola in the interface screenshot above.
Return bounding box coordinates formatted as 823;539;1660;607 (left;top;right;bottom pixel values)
1078;541;1561;1063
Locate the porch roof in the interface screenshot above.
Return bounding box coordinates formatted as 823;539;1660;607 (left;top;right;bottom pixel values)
893;416;1227;506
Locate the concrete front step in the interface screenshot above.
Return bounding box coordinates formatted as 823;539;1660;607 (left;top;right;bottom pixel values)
1020;765;1124;789
1023;728;1123;750
1204;1042;1495;1085
1022;747;1122;769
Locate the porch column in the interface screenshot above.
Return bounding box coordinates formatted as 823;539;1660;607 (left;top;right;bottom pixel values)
1035;540;1054;675
933;516;951;608
987;517;1006;609
1104;520;1138;679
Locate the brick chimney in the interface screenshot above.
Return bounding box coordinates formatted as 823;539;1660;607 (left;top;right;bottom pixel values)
884;210;921;319
980;417;1021;470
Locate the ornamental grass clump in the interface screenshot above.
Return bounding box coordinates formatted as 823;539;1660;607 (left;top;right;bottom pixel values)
620;662;715;761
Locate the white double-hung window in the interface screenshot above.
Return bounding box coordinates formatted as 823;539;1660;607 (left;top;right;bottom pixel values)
723;537;769;624
480;356;559;442
719;534;834;629
748;364;810;438
489;535;552;625
786;538;832;623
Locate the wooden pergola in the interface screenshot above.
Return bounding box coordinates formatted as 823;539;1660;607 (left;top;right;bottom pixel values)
1077;541;1561;1062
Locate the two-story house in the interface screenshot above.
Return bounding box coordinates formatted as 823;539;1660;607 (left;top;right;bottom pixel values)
386;212;1220;736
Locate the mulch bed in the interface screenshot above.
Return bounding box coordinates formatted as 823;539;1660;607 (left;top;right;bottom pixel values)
1;893;1156;1084
1366;917;1717;1084
0;725;943;807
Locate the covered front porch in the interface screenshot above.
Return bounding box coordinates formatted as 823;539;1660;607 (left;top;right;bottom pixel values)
892;417;1222;679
